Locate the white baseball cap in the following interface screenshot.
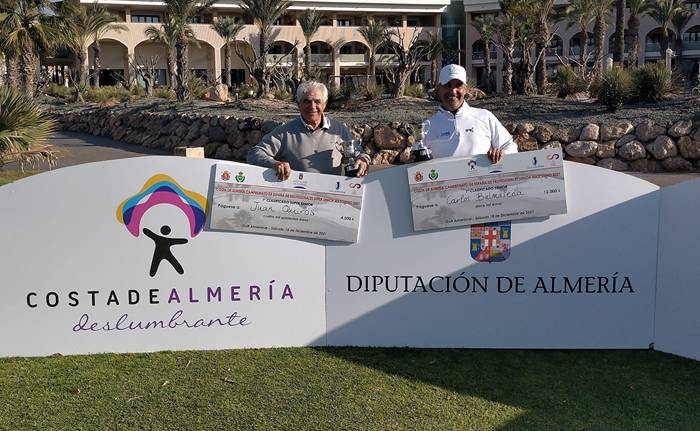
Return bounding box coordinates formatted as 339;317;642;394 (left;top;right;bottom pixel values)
438;64;467;85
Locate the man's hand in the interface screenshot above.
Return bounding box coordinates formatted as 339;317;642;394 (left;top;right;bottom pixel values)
274;161;291;180
487;147;504;164
356;159;369;177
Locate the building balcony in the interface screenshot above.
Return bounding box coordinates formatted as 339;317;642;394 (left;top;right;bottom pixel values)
311;53;332;63
339;53;366;64
265;53;296;65
375;53;399;63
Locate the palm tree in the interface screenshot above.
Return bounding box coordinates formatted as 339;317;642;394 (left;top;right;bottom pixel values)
613;0;626;63
239;0;290;96
359;19;388;80
211;17;243;87
0;5;20;90
648;0;686;56
0;0;57;97
473;14;498;93
592;0;614;77
496;0;520;95
298;8;321;77
532;0;556;94
566;0;596;76
91;4;126;88
163;0;218;101
416;32;442;86
145;16;179;90
671;5;693;62
627;0;654;68
0;87;55;161
56;2;125;90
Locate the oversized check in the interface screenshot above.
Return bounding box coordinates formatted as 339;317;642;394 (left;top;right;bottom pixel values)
407;148;567;231
210;164;364;242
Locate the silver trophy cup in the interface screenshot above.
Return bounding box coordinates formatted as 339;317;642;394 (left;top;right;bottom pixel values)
340;139;362;177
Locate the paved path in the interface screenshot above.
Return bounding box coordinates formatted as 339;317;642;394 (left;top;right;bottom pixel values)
3;132;699;188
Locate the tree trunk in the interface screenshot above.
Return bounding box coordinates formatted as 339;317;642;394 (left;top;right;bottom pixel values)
503;31;515;96
536;19;549;95
580;29;588;76
224;43;232;87
77;48;89;88
613;0;625;63
93;40;102;88
660;26;669;57
628;14;640;68
674;34;683;63
5;50;20;90
175;34;188;101
484;42;492;93
20;44;36;98
431;59;437;85
369;50;376;80
168;47;177;90
304;39;311;76
258;28;270;97
594;16;606;77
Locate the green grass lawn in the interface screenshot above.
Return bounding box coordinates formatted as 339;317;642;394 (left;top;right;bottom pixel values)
1;348;698;430
0;170;36;186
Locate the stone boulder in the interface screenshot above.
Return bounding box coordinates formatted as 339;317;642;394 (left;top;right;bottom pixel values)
678;136;700;159
566;156;596;165
595;141;616;159
579;124;600;141
553;126;581;144
542;141;562;149
205;84;230;102
516;134;539;151
618;141;646;160
630;159;658;172
516;122;535;135
662;157;692;172
208;125;227;142
692;128;700;142
668;120;693;138
534;125;554;143
565;141;598;158
373;126;406;150
600;122;634;141
615;134;636;148
635;119;665;142
645;136;677;160
214;143;233;159
597;158;629;171
372;150;399;165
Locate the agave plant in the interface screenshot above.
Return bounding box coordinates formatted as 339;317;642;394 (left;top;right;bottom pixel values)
0;87;56;163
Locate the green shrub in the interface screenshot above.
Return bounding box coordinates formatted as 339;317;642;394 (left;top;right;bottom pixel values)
340;81;355;100
153;87;176;100
234;83;256;99
184;75;208;101
555;65;585;98
404;83;426;98
44;84;72;99
84;85;131;103
364;83;384;100
273;87;292;101
129;85;145;97
632;62;674;103
597;66;633;112
327;83;344;107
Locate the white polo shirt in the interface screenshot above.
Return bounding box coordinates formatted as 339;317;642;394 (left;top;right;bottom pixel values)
422;102;517;159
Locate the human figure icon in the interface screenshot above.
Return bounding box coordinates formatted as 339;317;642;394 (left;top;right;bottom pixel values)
142;225;188;277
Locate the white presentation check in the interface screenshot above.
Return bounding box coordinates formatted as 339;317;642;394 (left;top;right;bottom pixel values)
210;164;365;242
407;148;567;231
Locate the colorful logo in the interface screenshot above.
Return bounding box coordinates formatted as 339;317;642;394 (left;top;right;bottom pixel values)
428;169;438;181
349;183;362;189
116;174;207;277
470;221;511;263
532;157;538;166
221;170;231;181
414;172;424;182
298;173;304;180
547;153;560;160
335;181;341;190
235;172;245;183
467;160;477;170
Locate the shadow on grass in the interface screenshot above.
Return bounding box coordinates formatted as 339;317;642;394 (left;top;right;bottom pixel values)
313;347;700;430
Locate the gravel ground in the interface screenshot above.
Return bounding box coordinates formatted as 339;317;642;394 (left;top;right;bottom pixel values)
44;93;700;128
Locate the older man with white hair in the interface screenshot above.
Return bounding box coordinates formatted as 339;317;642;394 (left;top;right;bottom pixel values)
247;81;369;180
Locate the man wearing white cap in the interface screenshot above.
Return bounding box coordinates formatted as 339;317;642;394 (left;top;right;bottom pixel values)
420;64;516;163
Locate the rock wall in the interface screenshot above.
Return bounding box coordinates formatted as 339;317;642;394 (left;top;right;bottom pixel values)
54;108;700;172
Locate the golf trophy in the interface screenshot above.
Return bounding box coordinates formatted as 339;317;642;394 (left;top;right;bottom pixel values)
411;120;433;162
340;138;363;177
